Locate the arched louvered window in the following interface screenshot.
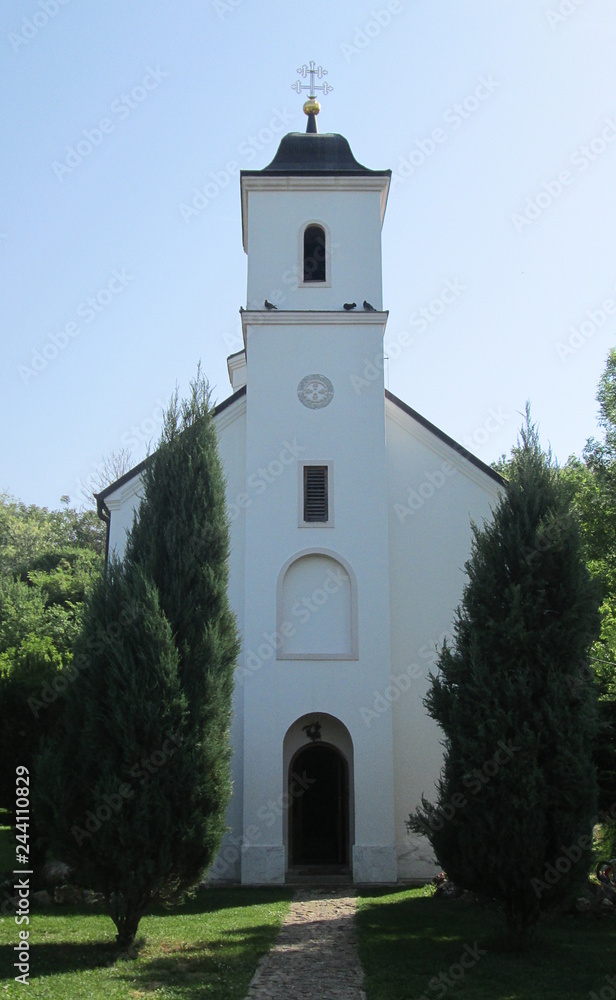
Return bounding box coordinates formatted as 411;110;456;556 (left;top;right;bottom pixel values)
303;224;326;282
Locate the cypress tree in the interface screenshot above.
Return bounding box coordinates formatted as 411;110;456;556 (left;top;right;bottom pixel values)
37;561;189;946
124;370;240;893
36;370;240;946
408;411;600;946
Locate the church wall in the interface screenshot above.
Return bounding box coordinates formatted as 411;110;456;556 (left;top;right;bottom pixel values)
384;401;503;880
209;399;247;881
106;482;142;559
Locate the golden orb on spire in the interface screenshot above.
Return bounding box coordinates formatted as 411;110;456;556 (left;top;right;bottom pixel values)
303;98;321;116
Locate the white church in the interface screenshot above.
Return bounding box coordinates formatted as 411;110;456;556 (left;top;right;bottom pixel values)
96;78;503;885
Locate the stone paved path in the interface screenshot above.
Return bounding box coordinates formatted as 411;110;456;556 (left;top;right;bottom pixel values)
244;888;366;999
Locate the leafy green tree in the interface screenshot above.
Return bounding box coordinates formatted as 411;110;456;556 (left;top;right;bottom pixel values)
0;489;104;885
0;572;87;666
0;635;65;875
25;548;101;608
0;493;104;578
409;411;600;947
0;636;64;811
0;548;100;815
0;494;103;663
0;577;47;653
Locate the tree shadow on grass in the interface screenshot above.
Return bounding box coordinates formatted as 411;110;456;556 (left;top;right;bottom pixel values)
146;886;293;916
0;924;278;984
0;939;119;980
356;889;616;1000
112;922;285;995
0;889;292;985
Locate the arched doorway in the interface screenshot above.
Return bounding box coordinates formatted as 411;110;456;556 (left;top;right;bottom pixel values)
289;744;349;868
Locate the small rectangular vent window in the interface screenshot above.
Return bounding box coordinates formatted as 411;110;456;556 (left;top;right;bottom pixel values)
304;465;328;522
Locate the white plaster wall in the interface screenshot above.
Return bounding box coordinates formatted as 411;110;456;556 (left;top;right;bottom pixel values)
209;398;247;880
106;484;142;559
245;188;384;312
240;317;396;883
384;399;503;880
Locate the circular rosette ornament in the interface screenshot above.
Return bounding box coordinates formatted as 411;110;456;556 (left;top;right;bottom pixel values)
297;374;334;409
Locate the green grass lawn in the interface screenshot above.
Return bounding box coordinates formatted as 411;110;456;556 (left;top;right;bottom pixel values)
3;881;615;1000
356;886;616;1000
0;887;292;999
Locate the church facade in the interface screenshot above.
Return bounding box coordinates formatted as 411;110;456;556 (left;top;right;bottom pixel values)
97;107;502;885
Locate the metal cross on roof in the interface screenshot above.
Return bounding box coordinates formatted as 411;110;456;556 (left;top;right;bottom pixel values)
291;61;333;100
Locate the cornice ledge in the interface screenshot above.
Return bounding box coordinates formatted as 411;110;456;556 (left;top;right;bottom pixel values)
104;475;144;510
241;309;388;333
241;175;388;191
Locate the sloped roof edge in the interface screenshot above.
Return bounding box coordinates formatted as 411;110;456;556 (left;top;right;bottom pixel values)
94;385;248;516
385;389;505;486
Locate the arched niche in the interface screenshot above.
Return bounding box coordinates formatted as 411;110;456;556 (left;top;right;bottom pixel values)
276;549;358;659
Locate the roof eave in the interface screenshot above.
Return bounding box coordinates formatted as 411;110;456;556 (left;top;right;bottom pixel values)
94;385;248;510
385;389;505;486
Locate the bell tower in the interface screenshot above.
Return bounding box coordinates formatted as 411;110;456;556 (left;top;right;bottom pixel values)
236;70;397;885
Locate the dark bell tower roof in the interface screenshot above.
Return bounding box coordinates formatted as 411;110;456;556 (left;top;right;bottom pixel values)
241;131;390;178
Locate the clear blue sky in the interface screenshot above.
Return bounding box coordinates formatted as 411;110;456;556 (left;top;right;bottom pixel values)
2;0;616;510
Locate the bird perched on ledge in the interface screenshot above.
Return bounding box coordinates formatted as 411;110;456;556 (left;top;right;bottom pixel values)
363;300;376;311
343;302;356;310
264;299;278;310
